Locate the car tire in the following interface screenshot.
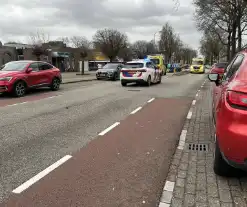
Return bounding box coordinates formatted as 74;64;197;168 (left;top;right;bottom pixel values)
13;81;26;97
51;78;61;91
112;73;118;81
214;139;241;177
121;81;127;86
146;76;151;87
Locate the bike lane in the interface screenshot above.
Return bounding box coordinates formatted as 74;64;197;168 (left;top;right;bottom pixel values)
1;98;192;207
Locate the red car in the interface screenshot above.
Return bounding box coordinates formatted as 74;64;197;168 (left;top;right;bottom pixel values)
208;52;247;176
0;61;62;97
210;62;228;74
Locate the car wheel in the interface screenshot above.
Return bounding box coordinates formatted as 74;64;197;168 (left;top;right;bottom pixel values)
214;139;241;177
146;76;151;86
51;78;60;91
112;73;118;81
121;81;127;86
13;81;26;97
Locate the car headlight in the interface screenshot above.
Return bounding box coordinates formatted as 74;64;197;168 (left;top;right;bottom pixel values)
0;76;12;81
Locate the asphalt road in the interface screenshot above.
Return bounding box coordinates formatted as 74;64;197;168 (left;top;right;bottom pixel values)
0;73;206;205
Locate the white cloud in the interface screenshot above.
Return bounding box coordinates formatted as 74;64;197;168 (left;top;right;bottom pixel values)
0;0;201;49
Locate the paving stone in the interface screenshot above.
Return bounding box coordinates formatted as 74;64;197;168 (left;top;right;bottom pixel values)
221;203;233;207
207;185;218;197
176;178;185;188
185;184;196;195
178;162;188;171
208;197;220;207
177;170;187;179
160;191;173;203
219;189;232;203
233;197;247;207
184;194;195;206
196;191;207;202
173;186;184;199
170;197;183;207
195;203;208;207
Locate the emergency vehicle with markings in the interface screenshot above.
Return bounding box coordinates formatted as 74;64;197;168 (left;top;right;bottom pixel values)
120;58;162;86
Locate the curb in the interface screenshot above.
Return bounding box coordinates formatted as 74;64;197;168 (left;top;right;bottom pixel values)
61;79;97;84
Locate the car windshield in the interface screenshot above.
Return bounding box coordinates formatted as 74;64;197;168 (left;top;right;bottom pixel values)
102;64;119;69
192;61;203;65
150;59;160;65
215;62;228;68
123;63;144;68
0;62;28;71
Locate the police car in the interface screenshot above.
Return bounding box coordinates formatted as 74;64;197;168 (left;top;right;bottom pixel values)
120;59;162;86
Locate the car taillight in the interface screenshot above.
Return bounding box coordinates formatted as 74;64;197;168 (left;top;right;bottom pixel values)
226;91;247;108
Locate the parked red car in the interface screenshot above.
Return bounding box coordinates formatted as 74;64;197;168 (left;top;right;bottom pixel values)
0;61;62;97
210;62;228;74
208;52;247;176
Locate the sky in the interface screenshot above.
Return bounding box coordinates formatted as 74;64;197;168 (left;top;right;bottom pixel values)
0;0;201;50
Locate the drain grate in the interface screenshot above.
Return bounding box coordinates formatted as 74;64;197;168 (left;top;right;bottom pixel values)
188;143;208;152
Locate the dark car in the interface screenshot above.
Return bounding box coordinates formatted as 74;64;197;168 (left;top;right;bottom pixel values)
96;63;123;81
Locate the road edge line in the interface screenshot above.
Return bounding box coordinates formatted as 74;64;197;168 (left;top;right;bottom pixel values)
98;122;120;136
130;106;142;114
12;155;72;194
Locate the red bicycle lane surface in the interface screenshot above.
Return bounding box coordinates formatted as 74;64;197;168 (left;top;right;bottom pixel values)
0;91;60;107
2;98;191;207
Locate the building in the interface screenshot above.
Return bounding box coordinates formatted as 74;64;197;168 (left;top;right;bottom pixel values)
0;41;113;72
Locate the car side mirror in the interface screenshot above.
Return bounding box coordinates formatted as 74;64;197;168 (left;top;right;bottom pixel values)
26;68;33;73
208;73;218;81
208;73;222;86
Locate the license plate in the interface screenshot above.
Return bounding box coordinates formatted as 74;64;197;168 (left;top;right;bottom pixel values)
100;74;106;76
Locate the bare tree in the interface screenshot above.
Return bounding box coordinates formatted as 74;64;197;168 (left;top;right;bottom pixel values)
29;29;50;45
70;36;91;50
194;0;247;61
57;37;70;46
29;29;50;61
131;40;157;59
93;29;128;62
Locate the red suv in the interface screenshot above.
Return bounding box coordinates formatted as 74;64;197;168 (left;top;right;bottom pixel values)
0;61;61;97
208;51;247;176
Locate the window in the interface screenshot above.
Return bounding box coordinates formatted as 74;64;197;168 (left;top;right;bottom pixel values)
215;62;228;68
39;63;53;70
123;63;144;68
0;62;28;71
29;63;39;71
192;60;204;65
150;59;160;65
146;62;155;68
225;55;244;80
103;63;119;69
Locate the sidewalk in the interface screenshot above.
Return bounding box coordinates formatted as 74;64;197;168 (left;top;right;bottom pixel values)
158;80;247;207
61;71;96;84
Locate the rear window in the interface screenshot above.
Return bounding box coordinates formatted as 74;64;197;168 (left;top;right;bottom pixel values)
123;63;144;68
150;59;160;65
215;62;228;68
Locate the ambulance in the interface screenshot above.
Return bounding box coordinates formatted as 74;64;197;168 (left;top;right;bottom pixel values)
147;54;167;76
190;57;205;74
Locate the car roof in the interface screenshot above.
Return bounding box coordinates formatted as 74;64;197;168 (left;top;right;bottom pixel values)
8;60;51;64
126;60;147;64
